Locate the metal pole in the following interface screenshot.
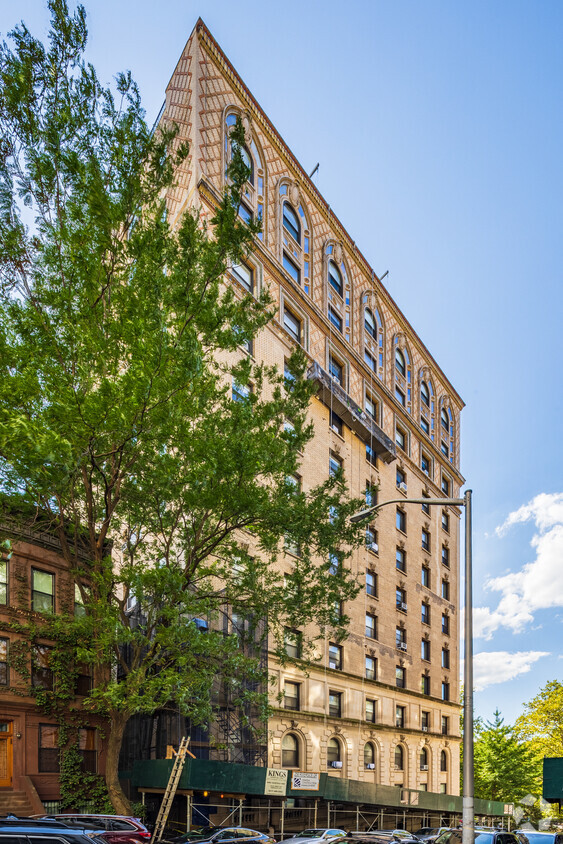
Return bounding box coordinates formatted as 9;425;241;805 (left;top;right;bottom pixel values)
281;800;285;840
239;798;243;827
327;800;330;827
314;799;318;828
187;795;191;832
462;490;474;844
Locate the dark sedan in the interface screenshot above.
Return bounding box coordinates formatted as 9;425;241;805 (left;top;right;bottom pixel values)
435;830;520;844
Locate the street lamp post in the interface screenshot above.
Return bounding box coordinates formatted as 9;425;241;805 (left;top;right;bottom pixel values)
351;490;473;844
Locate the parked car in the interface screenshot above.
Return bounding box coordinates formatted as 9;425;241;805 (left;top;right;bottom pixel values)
415;830;450;844
283;831;347;844
346;832;420;844
40;816;150;844
0;817;102;844
434;829;520;844
516;831;563;844
168;828;275;844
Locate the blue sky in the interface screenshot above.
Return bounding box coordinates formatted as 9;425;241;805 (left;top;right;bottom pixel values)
2;0;562;727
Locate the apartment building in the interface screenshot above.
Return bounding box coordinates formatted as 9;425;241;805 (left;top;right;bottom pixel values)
155;18;465;802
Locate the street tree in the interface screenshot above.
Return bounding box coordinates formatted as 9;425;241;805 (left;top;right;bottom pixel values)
514;680;563;758
473;710;541;804
0;0;364;812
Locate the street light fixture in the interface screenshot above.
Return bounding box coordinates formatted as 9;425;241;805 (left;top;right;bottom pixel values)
351;489;474;844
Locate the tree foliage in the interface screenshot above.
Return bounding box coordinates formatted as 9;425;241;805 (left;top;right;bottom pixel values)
0;0;364;811
473;710;541;804
514;680;563;759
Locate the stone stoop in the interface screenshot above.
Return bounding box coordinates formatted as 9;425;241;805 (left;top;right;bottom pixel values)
0;790;35;816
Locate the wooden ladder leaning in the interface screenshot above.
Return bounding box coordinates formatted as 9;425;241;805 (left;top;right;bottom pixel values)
152;737;192;844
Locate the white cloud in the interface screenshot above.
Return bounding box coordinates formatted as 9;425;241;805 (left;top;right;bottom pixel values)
474;492;563;639
468;650;549;692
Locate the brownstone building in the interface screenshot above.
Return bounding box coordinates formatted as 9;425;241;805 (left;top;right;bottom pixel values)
0;521;108;813
157;19;465;797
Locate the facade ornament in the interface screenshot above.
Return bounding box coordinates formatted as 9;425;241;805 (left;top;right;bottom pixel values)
290;720;299;729
334;243;343;264
396;332;406;349
241;112;252;144
289;182;300;207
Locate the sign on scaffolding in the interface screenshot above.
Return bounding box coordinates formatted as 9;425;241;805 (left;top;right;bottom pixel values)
291;772;320;791
265;769;288;796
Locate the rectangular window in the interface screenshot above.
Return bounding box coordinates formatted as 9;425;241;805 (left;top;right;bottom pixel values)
365;699;376;723
330;410;343;435
78;727;97;774
396;508;406;533
366;570;377;597
329;643;342;670
442;579;450;600
0;560;7;605
365;481;377;507
396;587;407;611
329;452;342;477
284;628;302;659
421;417;430;434
421;602;430;625
421;675;430;695
238;202;253;224
365;614;377;639
422;711;430;731
442;476;451;495
395;425;406;450
395;667;406;690
442;716;449;735
441;440;449;457
284;681;300;710
422;529;430;551
421;639;430;661
364;350;376;372
32;645;53;690
232;262;253;291
421;565;430;588
421;494;430;515
328;354;344;385
74;583;87;618
365;656;376;681
32;569;54;613
396;705;405;728
442;511;450;532
442;545;450;567
0;638;8;685
39;724;60;773
396;547;406;572
75;670;92;697
396;468;406;489
366;442;377;466
395;386;405;406
232;378;251;402
442;614;450;635
395;627;406;648
328;552;340;575
328;306;343;333
365;393;378;420
329;690;342;718
442;682;450;701
442;648;450;669
421;452;431;475
283;253;300;285
283;307;302;343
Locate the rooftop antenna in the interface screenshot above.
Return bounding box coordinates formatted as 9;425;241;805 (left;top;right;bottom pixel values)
379;270;389;281
309;162;320;179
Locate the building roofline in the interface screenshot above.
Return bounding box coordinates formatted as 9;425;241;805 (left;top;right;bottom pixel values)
165;18;464;409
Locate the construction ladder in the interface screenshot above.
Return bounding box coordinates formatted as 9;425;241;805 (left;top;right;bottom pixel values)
152;737;190;843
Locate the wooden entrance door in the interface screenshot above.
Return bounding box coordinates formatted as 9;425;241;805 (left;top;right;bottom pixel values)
0;721;13;787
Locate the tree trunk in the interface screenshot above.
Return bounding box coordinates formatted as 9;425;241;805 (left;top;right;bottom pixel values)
105;711;132;815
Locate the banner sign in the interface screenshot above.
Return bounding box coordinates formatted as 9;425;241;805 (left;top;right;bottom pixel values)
265;768;288;795
291;771;320;791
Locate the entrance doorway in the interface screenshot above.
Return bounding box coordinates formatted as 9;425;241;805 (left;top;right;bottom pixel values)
0;721;13;787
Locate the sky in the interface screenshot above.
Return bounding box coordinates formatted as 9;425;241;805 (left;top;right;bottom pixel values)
1;0;562;727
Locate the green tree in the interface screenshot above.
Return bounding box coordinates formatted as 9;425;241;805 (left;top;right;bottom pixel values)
473;710;541;804
0;1;363;812
515;680;563;758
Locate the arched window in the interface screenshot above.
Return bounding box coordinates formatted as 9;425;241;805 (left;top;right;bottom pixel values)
329;261;343;297
440;750;448;771
419;371;435;440
439;402;455;464
363;296;384;380
325;243;351;341
394;336;412;413
421;381;430;407
282;733;299;768
394;745;404;770
364;742;376;768
420;747;428;770
279;183;312;295
225;112;265;239
327;737;341;765
395;348;406;377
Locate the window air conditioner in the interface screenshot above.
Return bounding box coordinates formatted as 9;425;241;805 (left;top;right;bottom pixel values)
398;642;407;651
401;602;408;611
422;726;429;732
368;542;379;553
421;764;428;771
398;482;407;492
366;763;376;770
331;760;343;768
